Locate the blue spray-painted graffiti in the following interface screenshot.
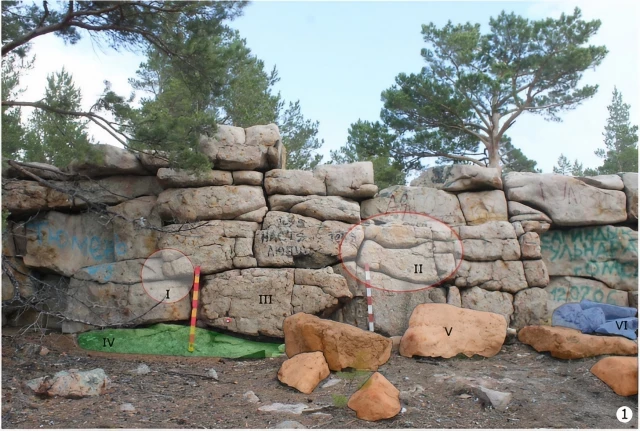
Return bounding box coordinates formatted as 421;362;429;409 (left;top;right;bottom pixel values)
28;220;127;263
83;263;115;282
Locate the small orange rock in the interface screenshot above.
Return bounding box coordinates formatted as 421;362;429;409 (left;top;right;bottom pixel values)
277;352;330;394
591;356;638;396
347;372;400;421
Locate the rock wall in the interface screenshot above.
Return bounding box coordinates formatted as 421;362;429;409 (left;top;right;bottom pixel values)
2;127;637;338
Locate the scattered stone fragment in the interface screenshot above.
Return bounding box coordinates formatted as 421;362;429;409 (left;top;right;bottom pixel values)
119;403;136;412
39;347;50;356
518;325;638;359
243;391;260;403
26;368;110;398
347;372;401;421
274;421;306;429
283;313;392;371
469;386;512;411
590;356;638;396
321;378;342;389
400;304;507;359
278;352;330;394
258;403;311;415
207;369;219;380
134;364;150;375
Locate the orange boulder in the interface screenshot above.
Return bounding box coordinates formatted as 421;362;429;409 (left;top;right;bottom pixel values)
399;303;507;358
591;356;638;396
518;325;638;359
277;351;330;394
283;313;391;371
347;372;400;421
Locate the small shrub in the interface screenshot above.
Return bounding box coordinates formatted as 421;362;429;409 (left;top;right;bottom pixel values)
332;394;348;408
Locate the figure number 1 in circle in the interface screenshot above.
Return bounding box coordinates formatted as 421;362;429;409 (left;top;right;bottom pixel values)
616;406;633;423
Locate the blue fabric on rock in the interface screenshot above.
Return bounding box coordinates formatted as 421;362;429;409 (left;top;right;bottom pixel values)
552;300;638;340
595;318;638;340
580;300;637;320
552;303;606;333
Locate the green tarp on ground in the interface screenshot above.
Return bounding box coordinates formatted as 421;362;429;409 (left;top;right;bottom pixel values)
77;324;285;358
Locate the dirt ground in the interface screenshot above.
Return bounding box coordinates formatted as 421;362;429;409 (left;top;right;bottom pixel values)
1;328;638;429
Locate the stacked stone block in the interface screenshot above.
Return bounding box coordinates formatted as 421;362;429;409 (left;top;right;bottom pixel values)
2;126;637;340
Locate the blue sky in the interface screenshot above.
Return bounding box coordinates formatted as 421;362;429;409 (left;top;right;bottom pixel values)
17;1;640;175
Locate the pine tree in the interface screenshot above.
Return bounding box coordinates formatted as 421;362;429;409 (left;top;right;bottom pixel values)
594;87;638;174
23;68;95;167
553;154;572;175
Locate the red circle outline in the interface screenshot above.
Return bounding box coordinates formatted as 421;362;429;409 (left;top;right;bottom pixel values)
338;211;465;293
140;248;195;303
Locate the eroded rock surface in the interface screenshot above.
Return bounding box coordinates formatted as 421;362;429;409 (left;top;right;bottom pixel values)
399;303;507;358
284;313;392;371
518;325;638;359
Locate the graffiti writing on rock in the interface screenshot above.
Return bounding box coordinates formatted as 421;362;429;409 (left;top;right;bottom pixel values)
541;228;637;262
267;245;310;257
29;220;127;263
547;285;626;305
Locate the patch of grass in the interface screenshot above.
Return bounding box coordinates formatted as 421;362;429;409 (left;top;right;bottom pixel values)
331;394;348;408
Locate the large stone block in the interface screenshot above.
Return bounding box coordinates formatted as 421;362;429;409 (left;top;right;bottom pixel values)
545;276;629;322
3;176;162;215
199;124;283;170
200;269;352;338
254;211;362;268
283;313;392;371
268;195;360;223
457;190;508;226
335;262;446;336
232;171;263;186
3;161;69;181
65;281;190;331
110;196;161;261
511;288;548;330
503;172;627;226
157;221;259;275
292;268;353;316
576;175;624;190
460;286;514;324
519;232;541;259
2;180;72;214
540;226;638;291
264;170;326;196
518;325;637;359
523;260;549;288
155;185;266;223
313;162;378;199
24;212;126;277
620;172;638;222
455;260;528;293
409;165;502;191
157;168;233;188
507;201;552;223
66;144;149;177
200;268;294;337
399;303;507;358
361;186;466;227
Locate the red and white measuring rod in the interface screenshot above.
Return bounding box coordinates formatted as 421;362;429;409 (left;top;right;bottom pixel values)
364;263;374;332
188;266;201;352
